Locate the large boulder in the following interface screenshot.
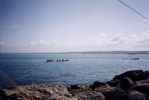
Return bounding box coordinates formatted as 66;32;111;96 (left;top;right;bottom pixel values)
107;70;149;87
113;70;149;82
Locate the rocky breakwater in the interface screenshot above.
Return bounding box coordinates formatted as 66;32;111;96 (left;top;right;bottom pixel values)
1;70;149;100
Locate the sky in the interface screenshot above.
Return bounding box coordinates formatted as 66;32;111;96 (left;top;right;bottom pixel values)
0;0;149;53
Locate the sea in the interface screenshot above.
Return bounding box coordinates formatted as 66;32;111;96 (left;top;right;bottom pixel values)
0;52;149;88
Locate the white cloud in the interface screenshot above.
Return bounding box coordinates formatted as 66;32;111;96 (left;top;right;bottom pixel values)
75;32;149;51
2;32;149;52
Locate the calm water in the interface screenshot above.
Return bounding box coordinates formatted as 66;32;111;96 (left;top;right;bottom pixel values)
0;53;149;88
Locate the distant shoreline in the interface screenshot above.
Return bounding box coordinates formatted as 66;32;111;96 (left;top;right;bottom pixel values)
1;51;149;54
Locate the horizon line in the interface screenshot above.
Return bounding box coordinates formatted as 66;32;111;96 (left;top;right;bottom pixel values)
1;50;149;54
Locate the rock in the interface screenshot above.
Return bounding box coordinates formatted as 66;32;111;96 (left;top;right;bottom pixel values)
2;70;149;100
49;94;77;100
119;77;134;90
107;79;119;87
8;94;25;100
107;70;149;87
136;79;149;85
0;90;8;100
3;84;72;100
93;85;114;93
113;70;149;82
70;85;81;90
76;92;105;100
132;84;149;95
103;88;128;100
132;84;149;100
90;81;106;90
128;90;146;100
68;84;90;92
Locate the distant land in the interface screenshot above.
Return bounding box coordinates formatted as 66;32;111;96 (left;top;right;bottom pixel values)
63;51;149;54
1;51;149;54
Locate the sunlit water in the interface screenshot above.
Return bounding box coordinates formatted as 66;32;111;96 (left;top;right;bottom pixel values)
0;53;149;88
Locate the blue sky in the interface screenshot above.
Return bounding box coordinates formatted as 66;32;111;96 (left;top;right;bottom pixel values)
0;0;149;52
